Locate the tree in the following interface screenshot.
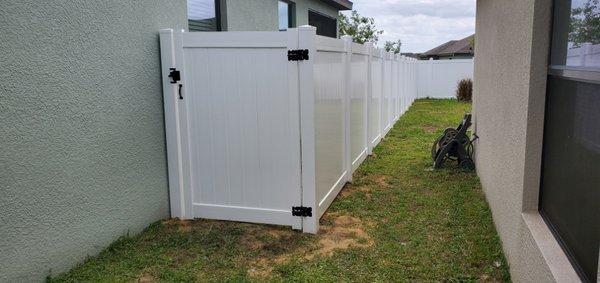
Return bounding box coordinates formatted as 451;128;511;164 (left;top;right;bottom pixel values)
384;40;402;53
569;0;600;47
338;10;384;44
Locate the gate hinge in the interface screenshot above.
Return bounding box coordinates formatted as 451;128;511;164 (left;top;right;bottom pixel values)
168;68;181;83
288;49;309;61
292;206;312;217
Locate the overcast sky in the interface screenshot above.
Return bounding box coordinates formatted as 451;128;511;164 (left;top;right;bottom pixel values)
344;0;476;53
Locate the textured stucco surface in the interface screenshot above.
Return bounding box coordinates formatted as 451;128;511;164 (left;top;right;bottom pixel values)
224;0;339;32
473;0;581;282
0;1;187;281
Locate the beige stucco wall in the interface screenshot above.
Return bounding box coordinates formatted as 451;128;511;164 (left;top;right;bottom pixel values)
0;1;187;281
473;0;583;282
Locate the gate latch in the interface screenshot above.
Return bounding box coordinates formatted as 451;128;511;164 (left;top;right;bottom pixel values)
292;206;312;217
168;68;181;83
288;49;309;61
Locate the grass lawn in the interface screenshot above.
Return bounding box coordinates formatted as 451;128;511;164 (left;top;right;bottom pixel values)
50;99;510;282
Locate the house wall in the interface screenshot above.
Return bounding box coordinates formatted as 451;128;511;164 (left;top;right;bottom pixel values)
0;1;187;281
224;0;339;32
473;0;583;281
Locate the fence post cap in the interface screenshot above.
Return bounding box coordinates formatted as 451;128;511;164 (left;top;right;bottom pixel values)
298;25;316;31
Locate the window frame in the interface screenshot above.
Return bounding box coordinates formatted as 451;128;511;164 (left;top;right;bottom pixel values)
307;9;338;38
548;0;600;80
278;0;296;31
187;0;222;32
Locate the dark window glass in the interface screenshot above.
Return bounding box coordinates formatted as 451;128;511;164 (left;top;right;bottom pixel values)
188;0;220;31
308;10;337;38
550;0;600;68
540;77;600;282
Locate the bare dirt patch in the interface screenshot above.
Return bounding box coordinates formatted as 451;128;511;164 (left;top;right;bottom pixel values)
246;213;374;278
136;274;156;283
423;124;438;133
339;184;373;198
366;174;391;189
306;214;374;259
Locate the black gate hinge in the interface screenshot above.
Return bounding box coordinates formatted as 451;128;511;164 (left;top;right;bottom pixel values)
288;49;309;61
292;206;312;217
168;68;181;83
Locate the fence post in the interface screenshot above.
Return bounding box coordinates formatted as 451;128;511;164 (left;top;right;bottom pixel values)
395;53;400;120
298;25;318;234
342;35;353;183
366;42;373;155
401;56;408;115
159;29;187;219
380;49;385;139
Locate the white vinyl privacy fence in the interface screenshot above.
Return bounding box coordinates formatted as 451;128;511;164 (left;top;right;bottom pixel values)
159;26;418;233
417;58;474;98
566;43;600;67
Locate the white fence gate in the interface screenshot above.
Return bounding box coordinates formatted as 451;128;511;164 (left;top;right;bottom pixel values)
159;26;418;233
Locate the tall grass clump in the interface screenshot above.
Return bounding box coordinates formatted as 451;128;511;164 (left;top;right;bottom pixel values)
456;78;473;102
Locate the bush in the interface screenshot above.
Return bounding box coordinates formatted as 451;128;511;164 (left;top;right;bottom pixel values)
456;78;473;102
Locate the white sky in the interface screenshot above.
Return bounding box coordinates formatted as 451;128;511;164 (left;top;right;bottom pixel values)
343;0;476;53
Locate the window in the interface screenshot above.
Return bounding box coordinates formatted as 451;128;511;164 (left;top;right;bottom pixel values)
188;0;220;31
278;1;295;31
541;1;600;281
550;0;600;69
308;10;337;38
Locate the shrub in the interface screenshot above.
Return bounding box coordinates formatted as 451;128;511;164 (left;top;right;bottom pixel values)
456;78;473;102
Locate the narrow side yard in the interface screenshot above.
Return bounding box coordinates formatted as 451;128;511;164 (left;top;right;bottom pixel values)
50;99;510;282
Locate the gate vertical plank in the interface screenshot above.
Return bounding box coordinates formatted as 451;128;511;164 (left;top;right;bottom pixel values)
298;25;318;234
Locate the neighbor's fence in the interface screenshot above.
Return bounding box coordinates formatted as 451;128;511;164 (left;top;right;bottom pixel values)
160;26;418;233
566;43;600;68
416;58;474;98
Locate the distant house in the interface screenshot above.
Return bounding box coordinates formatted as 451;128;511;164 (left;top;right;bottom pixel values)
419;35;474;60
187;0;353;38
400;52;420;59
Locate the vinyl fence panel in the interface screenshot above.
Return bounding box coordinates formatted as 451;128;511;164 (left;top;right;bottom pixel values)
382;52;392;133
313;35;348;219
349;42;369;172
417;58;474;99
369;49;383;150
566;43;600;67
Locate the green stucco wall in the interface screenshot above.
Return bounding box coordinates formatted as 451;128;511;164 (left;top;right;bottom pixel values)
0;1;187;281
223;0;339;32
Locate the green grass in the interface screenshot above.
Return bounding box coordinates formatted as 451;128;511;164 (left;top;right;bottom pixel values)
49;99;510;282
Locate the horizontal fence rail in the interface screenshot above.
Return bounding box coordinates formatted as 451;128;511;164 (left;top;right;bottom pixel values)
160;26;419;233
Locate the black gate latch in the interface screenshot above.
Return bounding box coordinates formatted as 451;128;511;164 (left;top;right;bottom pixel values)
168;68;181;83
288;49;309;61
292;206;312;217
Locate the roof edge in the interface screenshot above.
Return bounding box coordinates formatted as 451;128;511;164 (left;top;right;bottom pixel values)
321;0;353;10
